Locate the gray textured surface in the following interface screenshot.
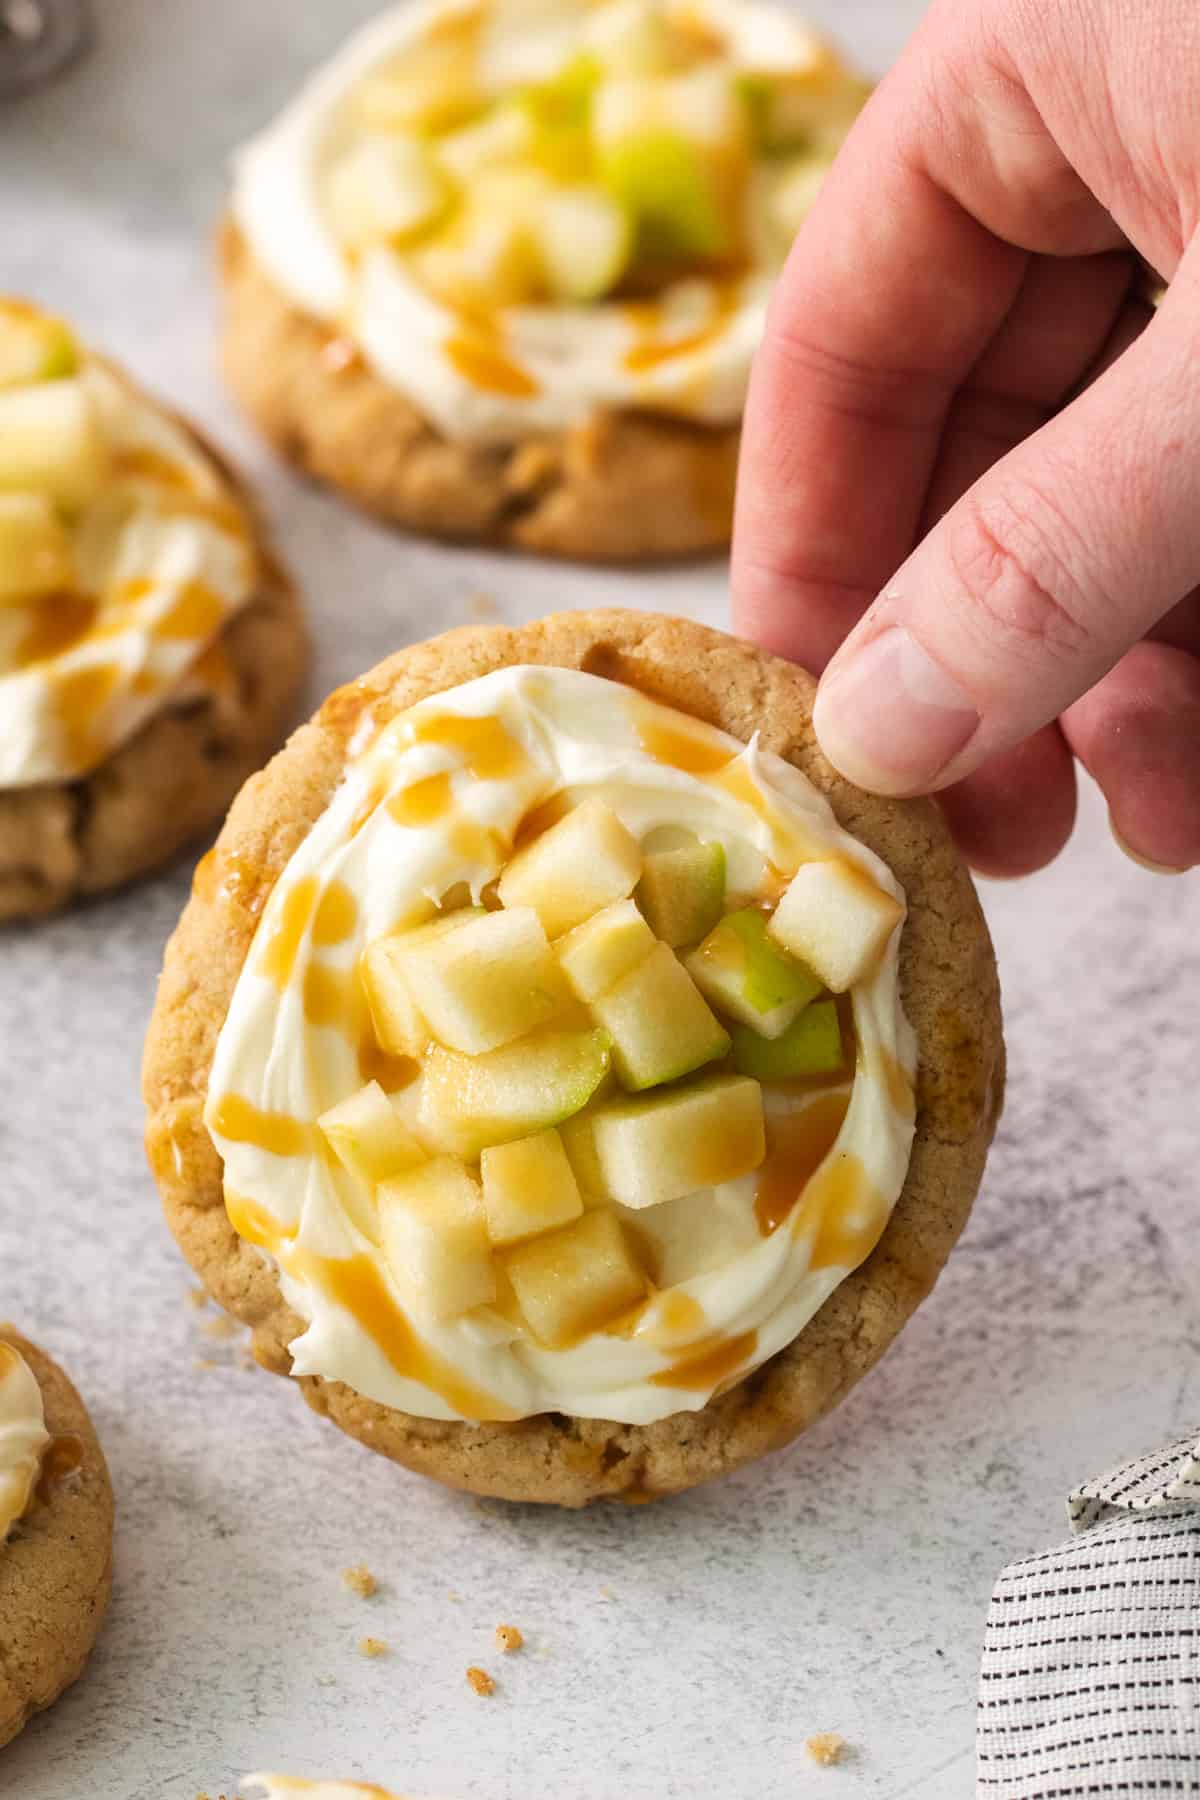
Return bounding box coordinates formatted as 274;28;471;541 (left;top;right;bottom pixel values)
2;2;1199;1795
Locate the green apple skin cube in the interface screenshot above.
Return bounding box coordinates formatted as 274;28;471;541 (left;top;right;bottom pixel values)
731;999;843;1081
635;839;725;946
600;129;728;259
685;908;822;1038
418;1026;613;1158
591;1073;766;1209
589;941;730;1091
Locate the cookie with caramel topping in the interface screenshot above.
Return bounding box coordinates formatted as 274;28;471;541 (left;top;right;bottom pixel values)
0;1328;114;1748
0;329;308;924
220;222;739;562
142;610;1003;1505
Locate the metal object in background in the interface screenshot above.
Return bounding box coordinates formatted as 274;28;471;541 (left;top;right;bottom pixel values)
0;0;91;99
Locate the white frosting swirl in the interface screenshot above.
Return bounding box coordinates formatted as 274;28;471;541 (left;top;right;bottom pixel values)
230;0;847;442
207;667;916;1427
0;1343;50;1542
0;357;257;789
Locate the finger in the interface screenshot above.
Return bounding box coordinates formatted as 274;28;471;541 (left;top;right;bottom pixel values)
1061;641;1200;872
811;239;1200;797
1150;588;1200;656
935;727;1078;878
921;252;1134;529
1068;295;1155;396
731;4;1120;670
732;64;1029;668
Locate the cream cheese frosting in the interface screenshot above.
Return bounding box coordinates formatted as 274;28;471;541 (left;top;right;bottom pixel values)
230;0;862;443
0;351;258;789
206;666;916;1428
0;1343;51;1542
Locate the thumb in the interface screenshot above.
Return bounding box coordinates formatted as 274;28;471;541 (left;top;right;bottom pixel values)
811;247;1200;798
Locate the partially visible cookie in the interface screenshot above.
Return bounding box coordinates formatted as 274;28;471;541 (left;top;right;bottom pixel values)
0;297;308;923
222;0;869;560
0;1328;113;1749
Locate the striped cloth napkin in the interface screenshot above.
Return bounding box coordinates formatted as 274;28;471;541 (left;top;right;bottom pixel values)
978;1432;1200;1796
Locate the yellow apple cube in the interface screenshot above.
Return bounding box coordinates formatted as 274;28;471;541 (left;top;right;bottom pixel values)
437;104;534;183
0;493;74;605
636;837;725;946
558;1108;616;1206
378;1156;495;1320
556;898;656;1003
589;941;729;1090
497;798;641;937
318;1081;427;1185
591;1073;765;1209
324;136;451;251
480;1127;584;1247
377;905;565;1055
0;379;109;510
500;1207;646;1346
533;186;634;302
767;858;903;993
352;42;481;135
418;1025;612;1157
361;937;432;1057
0;300;78;388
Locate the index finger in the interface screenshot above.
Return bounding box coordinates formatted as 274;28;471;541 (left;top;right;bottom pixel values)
731;40;1027;670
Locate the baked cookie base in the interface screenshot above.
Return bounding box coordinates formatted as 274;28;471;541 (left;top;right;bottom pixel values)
219;223;740;563
143;610;1005;1507
0;462;308;925
0;1329;114;1748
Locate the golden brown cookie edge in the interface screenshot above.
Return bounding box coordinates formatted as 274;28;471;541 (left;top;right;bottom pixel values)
0;1327;114;1747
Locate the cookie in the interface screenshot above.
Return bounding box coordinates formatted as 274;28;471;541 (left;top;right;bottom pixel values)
144;612;1003;1506
0;299;308;924
221;0;867;561
0;1328;114;1748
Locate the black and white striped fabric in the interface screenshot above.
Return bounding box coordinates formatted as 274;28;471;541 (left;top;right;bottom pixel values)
978;1433;1200;1797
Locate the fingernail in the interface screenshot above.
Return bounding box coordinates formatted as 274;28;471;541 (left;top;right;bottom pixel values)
813;626;979;794
1109;814;1191;875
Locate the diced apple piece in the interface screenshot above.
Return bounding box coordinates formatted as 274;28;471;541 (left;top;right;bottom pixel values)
0;301;78;388
500;1207;645;1345
0;493;74;605
684;907;821;1038
590;940;729;1090
437;103;534;182
559;1107;616;1205
731;999;843;1081
533;186;633;302
591;1072;765;1209
738;56;869;155
419;1025;612;1157
498;798;641;938
595;66;747;260
585;0;695;77
0;379;109;510
378;1156;495;1320
325;136;451;251
517;52;600;178
351;43;481;135
556;898;655;1002
480;1126;583;1246
361;941;431;1057
767;858;903;993
378;905;565;1056
318;1080;428;1184
414;173;547;309
636;838;725;946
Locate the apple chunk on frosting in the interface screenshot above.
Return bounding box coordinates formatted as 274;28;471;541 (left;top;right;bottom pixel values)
206;668;916;1422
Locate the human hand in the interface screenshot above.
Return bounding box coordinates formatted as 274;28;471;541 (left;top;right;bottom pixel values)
732;0;1200;875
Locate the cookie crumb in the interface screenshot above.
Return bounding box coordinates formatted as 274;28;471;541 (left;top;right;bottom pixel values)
358;1636;388;1658
495;1624;523;1653
466;1665;495;1696
806;1732;848;1766
343;1563;377;1598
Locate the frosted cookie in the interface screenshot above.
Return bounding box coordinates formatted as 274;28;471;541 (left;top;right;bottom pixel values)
0;299;308;923
0;1328;113;1748
222;0;868;560
143;612;1003;1506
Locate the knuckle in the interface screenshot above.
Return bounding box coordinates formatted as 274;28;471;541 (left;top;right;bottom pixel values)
944;484;1101;661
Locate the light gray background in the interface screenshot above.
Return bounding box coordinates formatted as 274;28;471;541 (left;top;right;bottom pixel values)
2;2;1198;1795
